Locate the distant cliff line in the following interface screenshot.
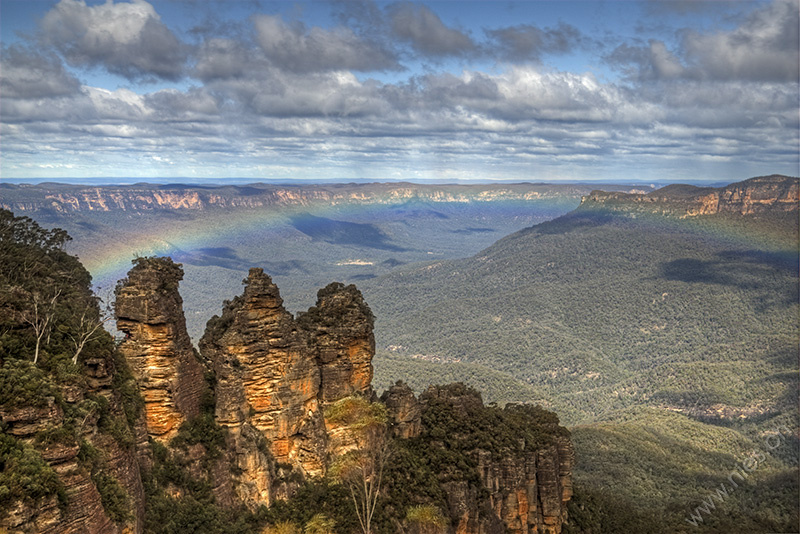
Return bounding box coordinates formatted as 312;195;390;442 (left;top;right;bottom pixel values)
579;174;799;217
0;182;647;214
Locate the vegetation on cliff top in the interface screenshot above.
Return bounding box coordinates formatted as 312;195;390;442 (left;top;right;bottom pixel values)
0;209;143;526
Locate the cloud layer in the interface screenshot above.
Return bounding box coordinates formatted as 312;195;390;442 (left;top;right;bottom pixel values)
1;0;797;181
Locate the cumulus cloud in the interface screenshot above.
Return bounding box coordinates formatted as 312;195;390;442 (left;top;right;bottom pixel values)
2;0;796;180
609;0;798;82
0;45;82;99
193;38;251;81
39;0;187;81
253;15;400;73
607;40;686;81
682;0;799;81
388;2;476;56
486;22;585;62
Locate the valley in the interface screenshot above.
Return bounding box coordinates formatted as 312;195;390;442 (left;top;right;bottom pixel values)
1;175;797;533
1;181;639;340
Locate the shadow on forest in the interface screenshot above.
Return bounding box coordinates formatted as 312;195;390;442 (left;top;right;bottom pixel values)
659;249;799;307
531;211;615;235
290;214;407;251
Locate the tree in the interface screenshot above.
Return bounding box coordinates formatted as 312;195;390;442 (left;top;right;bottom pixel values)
326;397;390;534
69;296;114;365
22;289;61;364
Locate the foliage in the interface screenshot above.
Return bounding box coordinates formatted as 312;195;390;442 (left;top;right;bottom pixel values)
264;520;301;534
0;430;67;517
93;471;133;524
111;349;145;428
568;407;799;533
170;413;227;458
143;436;268;534
405;505;448;534
363;208;799;531
0;211;144;526
0;359;57;409
326;397;391;534
77;439;133;524
376;384;569;531
262;478;359;534
324;396;388;430
0;209;116;373
304;513;336;534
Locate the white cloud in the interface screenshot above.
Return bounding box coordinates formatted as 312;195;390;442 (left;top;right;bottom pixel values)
388;2;476;56
682;0;799;82
39;0;187;80
253;14;399;73
0;46;82;99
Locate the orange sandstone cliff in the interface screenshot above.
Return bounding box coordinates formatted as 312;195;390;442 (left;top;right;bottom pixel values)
115;258;205;443
580;174;799;217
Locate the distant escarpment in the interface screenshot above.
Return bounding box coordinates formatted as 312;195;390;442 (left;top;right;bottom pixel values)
0;182;641;215
580;174;798;217
0;206;575;534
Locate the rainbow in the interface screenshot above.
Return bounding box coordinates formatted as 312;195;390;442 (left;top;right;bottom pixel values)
76;199;798;295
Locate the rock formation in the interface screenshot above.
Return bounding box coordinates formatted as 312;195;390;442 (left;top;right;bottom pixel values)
198;268;327;505
0;182;630;215
198;269;377;506
115;257;205;443
297;282;375;404
417;385;574;534
580;174;799;217
2;240;574;534
381;381;422;439
0;358;147;534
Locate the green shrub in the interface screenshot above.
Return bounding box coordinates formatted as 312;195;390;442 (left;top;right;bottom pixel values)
0;431;66;516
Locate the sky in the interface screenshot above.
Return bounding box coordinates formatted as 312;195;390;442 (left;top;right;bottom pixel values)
0;0;798;183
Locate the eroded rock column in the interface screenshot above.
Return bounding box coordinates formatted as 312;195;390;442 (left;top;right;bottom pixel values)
115;257;205;443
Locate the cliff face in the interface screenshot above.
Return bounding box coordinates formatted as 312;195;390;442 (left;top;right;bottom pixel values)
297;282;375;404
197;269;377;506
0;182;637;215
198;268;327;505
0;357;147;534
2;239;573;533
115;257;205;443
395;385;574;534
0;398;115;534
580;174;798;217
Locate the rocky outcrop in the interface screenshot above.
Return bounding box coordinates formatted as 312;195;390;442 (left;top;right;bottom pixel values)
198;269;377;507
0;358;146;534
199;268;327;505
381;380;422;439
580;174;798;217
418;385;574;534
115;257;205;443
298;282;375;404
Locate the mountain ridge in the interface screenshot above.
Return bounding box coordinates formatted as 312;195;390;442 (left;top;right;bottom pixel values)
0;182;653;215
579;174;798;217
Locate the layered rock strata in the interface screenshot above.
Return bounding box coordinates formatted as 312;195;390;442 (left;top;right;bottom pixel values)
381;381;422;439
115;257;205;443
0;357;147;534
415;385;575;534
581;174;799;217
198;269;376;505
